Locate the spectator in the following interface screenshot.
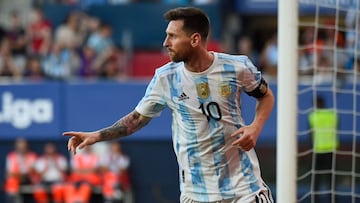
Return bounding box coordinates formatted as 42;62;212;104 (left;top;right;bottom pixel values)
54;11;84;51
309;96;339;203
5;138;38;203
313;55;333;84
0;39;21;78
98;46;130;80
42;42;80;80
0;23;6;42
259;33;278;78
344;8;360;74
33;142;68;203
86;22;114;55
27;7;52;57
318;19;346;73
23;55;45;80
78;45;98;78
64;146;100;203
298;26;316;76
79;15;100;44
99;141;133;203
237;35;260;67
6;10;27;72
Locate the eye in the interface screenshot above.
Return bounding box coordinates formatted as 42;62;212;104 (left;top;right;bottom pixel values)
167;33;176;39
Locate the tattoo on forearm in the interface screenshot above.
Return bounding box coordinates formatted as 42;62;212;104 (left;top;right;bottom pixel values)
99;111;150;141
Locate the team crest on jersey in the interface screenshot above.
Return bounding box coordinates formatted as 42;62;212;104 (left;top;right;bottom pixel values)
196;82;210;99
218;83;232;97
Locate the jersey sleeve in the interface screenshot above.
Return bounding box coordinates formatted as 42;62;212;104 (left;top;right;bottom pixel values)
135;72;167;117
238;56;263;93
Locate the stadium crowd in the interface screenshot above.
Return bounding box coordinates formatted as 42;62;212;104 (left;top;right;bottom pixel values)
5;138;133;203
0;2;358;84
0;7;132;80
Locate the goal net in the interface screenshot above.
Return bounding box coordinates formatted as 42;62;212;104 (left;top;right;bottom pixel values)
296;0;360;203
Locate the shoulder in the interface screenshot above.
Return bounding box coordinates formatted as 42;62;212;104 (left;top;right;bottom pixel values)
154;61;183;78
214;52;255;69
215;52;249;62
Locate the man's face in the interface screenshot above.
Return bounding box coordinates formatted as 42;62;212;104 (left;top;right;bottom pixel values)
163;20;193;62
15;139;27;154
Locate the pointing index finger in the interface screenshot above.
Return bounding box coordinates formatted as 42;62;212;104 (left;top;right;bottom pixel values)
63;131;78;137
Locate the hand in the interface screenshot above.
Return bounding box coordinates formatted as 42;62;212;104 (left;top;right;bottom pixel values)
63;131;100;155
231;125;261;151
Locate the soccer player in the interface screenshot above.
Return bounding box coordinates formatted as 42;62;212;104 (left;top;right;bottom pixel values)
64;7;274;203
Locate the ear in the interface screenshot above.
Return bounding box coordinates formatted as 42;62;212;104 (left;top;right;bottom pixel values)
190;33;202;47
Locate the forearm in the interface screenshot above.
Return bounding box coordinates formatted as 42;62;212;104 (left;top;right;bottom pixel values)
252;88;275;129
98;110;151;141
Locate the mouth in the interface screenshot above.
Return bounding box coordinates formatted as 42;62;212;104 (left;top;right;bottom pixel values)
166;49;174;56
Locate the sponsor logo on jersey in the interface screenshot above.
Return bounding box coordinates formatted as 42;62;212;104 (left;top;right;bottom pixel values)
178;92;189;101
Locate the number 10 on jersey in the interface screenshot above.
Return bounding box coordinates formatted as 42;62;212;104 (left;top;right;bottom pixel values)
199;102;222;121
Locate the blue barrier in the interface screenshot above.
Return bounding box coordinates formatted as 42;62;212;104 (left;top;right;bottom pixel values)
0;80;266;141
0;81;359;143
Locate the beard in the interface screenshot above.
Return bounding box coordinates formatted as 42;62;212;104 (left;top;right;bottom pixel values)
169;54;183;63
167;48;191;63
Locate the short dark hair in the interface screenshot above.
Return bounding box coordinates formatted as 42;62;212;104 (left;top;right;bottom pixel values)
164;7;210;42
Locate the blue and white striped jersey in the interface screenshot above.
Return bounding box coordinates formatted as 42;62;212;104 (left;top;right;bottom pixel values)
135;52;269;202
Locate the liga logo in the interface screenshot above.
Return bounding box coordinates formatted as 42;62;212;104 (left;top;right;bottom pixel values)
0;91;54;129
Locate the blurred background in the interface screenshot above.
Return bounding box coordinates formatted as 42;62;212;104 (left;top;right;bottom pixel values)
0;0;357;203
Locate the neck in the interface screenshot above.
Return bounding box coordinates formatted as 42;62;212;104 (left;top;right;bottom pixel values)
185;50;214;73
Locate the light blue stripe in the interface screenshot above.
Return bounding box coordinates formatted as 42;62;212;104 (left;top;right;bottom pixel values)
195;75;233;199
168;70;207;197
167;71;183;190
223;64;241;129
209;122;234;199
168;70;182;157
195;75;234;200
190;76;210;201
239;151;260;192
208;68;235;199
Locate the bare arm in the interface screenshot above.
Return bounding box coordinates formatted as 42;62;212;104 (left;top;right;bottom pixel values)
64;110;151;154
231;88;275;151
251;88;275;130
99;110;151;141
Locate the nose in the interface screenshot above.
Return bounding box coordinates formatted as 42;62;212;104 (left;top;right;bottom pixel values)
163;36;169;48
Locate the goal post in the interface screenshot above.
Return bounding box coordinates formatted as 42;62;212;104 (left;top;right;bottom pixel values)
277;0;298;202
278;0;360;202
